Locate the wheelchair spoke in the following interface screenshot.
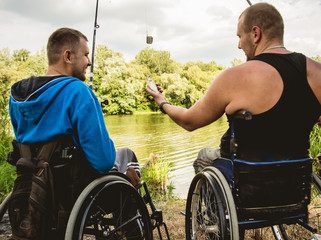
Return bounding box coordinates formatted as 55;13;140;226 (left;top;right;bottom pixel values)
186;168;238;240
192;175;223;239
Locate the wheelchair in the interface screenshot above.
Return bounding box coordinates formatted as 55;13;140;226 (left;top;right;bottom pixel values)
0;140;170;240
64;173;170;239
185;110;321;240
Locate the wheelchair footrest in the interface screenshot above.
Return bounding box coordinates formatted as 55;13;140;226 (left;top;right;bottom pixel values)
151;210;163;224
297;219;317;233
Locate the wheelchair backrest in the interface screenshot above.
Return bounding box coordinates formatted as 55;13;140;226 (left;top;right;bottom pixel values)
230;111;312;221
233;157;312;222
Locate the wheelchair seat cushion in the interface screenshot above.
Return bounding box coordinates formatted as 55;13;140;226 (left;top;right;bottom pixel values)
211;158;233;185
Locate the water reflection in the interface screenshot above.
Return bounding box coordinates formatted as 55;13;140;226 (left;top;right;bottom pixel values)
105;114;228;199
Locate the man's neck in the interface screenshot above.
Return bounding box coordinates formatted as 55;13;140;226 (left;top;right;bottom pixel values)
46;65;68;76
256;41;287;55
262;45;285;52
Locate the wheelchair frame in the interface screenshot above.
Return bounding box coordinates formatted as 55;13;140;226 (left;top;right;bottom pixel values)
185;110;321;240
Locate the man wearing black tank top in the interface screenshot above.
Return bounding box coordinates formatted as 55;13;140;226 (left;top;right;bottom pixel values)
147;3;321;169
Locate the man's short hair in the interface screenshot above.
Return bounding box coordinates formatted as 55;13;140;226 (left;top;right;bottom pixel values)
47;28;88;65
240;2;284;42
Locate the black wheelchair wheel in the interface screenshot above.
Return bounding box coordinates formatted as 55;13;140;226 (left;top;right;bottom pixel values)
65;175;153;240
272;172;321;239
185;167;238;240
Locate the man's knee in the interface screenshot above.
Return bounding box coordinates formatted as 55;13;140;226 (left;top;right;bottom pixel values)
113;148;140;176
193;148;221;174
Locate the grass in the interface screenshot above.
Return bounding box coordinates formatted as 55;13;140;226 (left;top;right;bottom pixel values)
152;199;186;240
156;197;321;240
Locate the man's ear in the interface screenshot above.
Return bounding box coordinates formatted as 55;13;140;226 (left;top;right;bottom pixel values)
63;50;72;63
252;26;261;44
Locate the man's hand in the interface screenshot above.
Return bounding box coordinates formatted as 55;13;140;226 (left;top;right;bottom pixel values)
126;167;140;187
146;83;167;106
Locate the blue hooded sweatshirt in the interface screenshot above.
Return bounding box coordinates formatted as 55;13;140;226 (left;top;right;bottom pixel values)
9;75;116;173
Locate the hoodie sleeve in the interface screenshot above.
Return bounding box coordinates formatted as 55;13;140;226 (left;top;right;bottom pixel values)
69;82;116;173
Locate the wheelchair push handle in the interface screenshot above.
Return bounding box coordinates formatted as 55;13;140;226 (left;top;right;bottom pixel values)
230;110;252;160
233;110;252;121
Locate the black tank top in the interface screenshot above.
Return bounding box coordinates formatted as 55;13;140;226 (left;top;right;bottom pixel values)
221;53;321;161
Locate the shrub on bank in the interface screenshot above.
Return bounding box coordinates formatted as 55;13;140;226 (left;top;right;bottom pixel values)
141;153;175;200
310;124;321;174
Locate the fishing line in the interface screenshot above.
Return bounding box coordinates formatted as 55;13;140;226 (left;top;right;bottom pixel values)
89;0;100;90
144;0;153;44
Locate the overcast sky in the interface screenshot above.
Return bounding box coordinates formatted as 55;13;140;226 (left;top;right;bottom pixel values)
0;0;320;67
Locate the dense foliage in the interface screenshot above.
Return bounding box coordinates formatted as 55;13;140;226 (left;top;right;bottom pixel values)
0;45;227;116
90;46;226;114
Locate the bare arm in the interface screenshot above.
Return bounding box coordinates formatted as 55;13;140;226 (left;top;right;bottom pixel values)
307;57;321;105
306;58;321;127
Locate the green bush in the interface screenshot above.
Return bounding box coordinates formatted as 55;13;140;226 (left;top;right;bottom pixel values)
310;124;321;158
141;153;175;200
310;124;321;174
0;76;15;201
0;162;15;202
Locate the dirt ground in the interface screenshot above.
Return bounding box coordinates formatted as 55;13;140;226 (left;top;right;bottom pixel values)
156;198;321;240
1;198;321;239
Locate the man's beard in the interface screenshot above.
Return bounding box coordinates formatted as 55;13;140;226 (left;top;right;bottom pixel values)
246;45;257;61
72;69;86;81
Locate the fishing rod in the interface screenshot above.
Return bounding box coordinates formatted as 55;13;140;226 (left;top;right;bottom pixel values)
246;0;252;6
89;0;100;90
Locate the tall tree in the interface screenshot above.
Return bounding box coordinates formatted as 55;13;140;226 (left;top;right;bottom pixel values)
12;48;30;62
134;48;175;75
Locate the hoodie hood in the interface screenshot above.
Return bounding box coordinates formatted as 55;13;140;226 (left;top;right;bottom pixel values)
11;75;65;102
10;75;79;124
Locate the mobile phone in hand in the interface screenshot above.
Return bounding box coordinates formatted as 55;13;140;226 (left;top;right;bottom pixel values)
147;76;159;93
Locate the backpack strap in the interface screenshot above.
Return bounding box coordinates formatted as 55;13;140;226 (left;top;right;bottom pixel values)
33;140;59;216
18;143;32;159
37;141;58;164
15;143;34;174
14;141;58;174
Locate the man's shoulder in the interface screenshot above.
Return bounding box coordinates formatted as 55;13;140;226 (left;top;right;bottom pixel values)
57;77;90;90
216;60;276;92
50;77;94;102
230;59;275;75
221;61;263;79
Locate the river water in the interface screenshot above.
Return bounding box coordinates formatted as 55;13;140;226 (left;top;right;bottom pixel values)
105;114;228;199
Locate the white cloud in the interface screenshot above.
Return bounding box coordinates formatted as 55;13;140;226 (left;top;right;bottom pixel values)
0;0;320;67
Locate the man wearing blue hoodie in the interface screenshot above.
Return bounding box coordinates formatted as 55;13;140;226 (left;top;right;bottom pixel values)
9;28;116;173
